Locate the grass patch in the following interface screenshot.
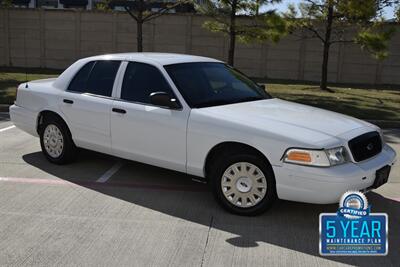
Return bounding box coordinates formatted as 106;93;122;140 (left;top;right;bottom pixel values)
0;71;59;105
1;69;399;122
266;83;400;122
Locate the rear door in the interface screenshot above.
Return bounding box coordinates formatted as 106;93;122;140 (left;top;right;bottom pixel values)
110;62;189;172
60;60;121;154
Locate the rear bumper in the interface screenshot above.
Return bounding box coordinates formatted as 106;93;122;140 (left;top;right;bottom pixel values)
9;104;38;137
273;144;397;204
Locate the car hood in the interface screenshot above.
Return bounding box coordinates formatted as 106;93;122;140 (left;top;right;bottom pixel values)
194;98;376;146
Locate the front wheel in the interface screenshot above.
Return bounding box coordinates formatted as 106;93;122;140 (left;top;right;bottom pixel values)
210;153;277;216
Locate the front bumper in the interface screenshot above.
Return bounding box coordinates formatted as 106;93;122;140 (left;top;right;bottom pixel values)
273;144;397;204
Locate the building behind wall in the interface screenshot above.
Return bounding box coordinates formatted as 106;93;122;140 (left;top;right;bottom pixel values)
4;0;206;11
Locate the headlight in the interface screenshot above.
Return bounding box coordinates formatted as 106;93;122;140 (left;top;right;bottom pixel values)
283;146;348;167
325;147;348;165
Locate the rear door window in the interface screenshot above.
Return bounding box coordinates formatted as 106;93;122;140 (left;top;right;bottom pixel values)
67;60;120;97
86;61;121;97
67;61;95;93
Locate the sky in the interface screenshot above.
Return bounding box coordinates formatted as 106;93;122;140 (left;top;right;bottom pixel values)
265;0;397;19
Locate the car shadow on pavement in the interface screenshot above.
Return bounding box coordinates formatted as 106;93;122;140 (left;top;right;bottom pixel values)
23;150;400;266
0;113;10;122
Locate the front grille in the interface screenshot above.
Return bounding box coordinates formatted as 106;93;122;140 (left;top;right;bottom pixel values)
348;131;382;162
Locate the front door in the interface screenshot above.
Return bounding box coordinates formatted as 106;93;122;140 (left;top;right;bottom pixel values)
111;62;189;172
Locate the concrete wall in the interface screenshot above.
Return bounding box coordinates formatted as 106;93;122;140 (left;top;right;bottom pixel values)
1;8;399;85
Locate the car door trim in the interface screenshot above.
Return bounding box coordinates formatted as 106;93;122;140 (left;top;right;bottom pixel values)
112;61;128;99
112;98;183;111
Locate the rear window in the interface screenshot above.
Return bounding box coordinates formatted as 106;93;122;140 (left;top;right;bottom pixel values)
67;61;95;93
67;60;121;97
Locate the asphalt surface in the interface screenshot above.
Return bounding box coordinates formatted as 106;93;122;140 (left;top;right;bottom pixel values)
0;113;399;267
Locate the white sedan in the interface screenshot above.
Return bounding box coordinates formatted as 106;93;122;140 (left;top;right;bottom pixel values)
10;53;396;215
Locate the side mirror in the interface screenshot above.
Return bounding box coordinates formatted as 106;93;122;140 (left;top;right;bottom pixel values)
258;84;266;90
149;92;180;109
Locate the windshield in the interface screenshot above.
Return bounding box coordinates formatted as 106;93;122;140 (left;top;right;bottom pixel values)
164;62;270;108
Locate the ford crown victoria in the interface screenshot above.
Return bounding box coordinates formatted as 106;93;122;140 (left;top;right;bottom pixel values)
10;53;397;215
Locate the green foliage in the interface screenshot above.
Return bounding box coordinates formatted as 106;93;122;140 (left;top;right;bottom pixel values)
286;0;396;59
355;27;395;59
0;0;12;8
106;0;190;52
95;0;111;11
198;0;287;43
240;12;288;43
202;20;226;33
285;0;397;90
396;5;400;22
104;0;190;22
336;0;377;21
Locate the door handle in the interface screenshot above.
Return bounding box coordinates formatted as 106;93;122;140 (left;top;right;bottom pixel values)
112;108;126;114
63;99;74;104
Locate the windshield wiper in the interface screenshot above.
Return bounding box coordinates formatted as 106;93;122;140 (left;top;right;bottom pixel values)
195;99;232;108
230;96;265;104
195;96;265;108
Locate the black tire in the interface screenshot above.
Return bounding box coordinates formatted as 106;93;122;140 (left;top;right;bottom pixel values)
210;151;277;216
39;114;77;164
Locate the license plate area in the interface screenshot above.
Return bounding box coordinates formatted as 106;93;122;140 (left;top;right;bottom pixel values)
373;165;391;188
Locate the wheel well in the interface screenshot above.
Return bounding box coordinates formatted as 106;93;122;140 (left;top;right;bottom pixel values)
204;142;271;179
37;110;67;134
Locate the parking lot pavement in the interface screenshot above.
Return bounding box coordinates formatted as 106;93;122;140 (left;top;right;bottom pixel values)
0;120;399;267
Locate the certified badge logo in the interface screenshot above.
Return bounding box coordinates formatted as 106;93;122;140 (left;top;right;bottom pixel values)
319;191;388;256
338;191;370;219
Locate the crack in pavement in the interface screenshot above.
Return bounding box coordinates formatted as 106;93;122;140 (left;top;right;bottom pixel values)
200;215;214;267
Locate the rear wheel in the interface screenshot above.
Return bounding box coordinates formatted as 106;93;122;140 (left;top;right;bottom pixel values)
210;153;277;215
39;115;77;164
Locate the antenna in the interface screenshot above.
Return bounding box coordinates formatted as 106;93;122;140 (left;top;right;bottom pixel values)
24;28;28;88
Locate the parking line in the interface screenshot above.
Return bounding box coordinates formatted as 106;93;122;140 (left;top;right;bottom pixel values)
0;125;15;133
0;176;207;192
96;162;124;183
0;177;75;186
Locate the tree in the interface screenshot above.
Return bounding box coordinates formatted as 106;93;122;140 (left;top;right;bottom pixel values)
197;0;287;66
286;0;397;91
0;0;12;7
107;0;190;52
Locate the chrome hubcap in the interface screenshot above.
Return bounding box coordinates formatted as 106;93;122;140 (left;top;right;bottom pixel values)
236;177;252;193
221;162;267;208
43;124;64;158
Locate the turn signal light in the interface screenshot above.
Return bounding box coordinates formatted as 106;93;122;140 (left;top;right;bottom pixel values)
286;151;312;162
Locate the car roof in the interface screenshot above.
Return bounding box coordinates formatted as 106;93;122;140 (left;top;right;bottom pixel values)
53;53;223;90
84;52;223;65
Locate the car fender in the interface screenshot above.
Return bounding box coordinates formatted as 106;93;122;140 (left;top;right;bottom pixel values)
186;112;283;178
